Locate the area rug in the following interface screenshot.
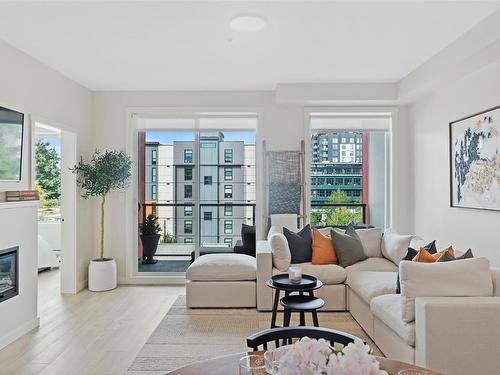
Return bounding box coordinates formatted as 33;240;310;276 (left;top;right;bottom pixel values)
128;295;381;374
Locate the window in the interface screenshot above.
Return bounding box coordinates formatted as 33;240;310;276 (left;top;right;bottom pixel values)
184;185;192;198
224;185;233;199
224;149;233;163
204;176;212;185
332;138;338;143
224;220;233;234
201;142;216;148
151;149;157;165
151;184;157;200
184;220;193;234
151;167;157;182
203;211;212;221
224;238;233;247
184;238;193;244
184;149;193;164
224;167;233;181
224;205;233;216
184;206;192;216
184;168;193;181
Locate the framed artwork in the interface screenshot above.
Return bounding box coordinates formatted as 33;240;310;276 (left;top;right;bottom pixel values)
450;105;500;211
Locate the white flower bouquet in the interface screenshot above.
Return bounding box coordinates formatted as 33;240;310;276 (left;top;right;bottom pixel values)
276;337;389;375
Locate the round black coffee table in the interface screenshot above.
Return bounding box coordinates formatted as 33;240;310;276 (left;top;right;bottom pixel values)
266;274;324;328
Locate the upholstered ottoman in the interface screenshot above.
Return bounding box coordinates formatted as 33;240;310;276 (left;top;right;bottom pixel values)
186;253;257;308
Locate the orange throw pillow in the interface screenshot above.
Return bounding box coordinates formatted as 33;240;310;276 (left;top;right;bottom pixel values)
413;246;455;263
312;228;337;265
412;248;436;263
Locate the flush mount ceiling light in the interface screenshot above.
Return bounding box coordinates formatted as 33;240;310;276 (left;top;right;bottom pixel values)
230;15;266;33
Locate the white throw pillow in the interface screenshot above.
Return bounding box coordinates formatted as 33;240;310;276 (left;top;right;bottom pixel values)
381;228;413;265
399;257;493;322
269;232;291;271
356;228;383;258
270;214;297;231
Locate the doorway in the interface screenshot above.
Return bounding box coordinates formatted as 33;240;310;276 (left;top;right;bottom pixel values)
34;122;77;293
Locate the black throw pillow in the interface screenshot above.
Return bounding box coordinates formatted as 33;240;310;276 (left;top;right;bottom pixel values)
437;248;474;262
395;240;436;294
283;225;312;264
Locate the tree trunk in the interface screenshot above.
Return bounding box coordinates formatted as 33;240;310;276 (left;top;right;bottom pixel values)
100;194;106;260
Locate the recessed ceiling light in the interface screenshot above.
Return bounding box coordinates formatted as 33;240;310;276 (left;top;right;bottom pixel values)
230;15;266;33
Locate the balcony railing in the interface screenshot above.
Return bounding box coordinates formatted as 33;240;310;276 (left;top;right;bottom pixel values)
310;203;367;228
140;202;256;256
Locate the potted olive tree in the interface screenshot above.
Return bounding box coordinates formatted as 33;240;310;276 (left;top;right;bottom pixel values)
140;214;161;264
72;150;132;292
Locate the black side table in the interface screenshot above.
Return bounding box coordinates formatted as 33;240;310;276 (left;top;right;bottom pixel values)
266;275;323;328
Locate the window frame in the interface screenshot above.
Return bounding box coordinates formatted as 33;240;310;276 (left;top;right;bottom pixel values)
224;149;233;163
224;220;233;234
184;219;193;234
224;184;233;199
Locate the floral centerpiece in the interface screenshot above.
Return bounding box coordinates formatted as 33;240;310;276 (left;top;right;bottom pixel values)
277;337;388;375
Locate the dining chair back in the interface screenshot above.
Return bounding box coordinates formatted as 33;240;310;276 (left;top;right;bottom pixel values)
246;326;361;351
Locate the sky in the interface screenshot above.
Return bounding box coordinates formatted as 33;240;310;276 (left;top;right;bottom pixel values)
146;131;255;145
38;136;61;156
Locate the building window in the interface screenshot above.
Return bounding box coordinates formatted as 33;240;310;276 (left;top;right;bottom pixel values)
184;206;192;216
184;238;193;244
332;138;338;143
224;238;233;247
224;220;233;234
184;220;193;234
184;168;193;181
184;149;193;164
224;149;233;163
184;185;193;198
151;167;157;182
201;142;216;148
204;211;212;221
204;176;212;185
224;206;233;216
224;167;233;181
151;185;157;200
224;185;233;199
151;149;157;165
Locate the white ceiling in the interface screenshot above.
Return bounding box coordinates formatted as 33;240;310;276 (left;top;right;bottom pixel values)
0;1;499;91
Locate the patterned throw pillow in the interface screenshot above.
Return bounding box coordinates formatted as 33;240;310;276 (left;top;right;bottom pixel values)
283;225;312;264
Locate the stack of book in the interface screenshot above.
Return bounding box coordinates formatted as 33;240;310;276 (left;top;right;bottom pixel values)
4;190;39;202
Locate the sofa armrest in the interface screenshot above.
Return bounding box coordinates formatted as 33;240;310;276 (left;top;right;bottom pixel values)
415;296;500;375
256;240;273;311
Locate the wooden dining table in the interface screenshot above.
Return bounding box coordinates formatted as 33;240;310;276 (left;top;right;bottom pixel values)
168;351;442;374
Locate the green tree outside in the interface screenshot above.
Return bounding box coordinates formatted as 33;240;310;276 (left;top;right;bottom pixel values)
35;140;61;207
311;189;362;227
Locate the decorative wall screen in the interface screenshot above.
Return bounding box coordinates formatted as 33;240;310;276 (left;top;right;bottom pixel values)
266;151;302;216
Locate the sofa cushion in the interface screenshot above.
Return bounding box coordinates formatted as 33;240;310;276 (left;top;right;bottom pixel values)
370;294;415;346
399;257;493;322
268;227;292;272
331;226;367;267
345;257;398;275
346;271;397;304
284;225;312;264
273;262;347;285
356;227;383;258
381;228;413;265
186;253;256;281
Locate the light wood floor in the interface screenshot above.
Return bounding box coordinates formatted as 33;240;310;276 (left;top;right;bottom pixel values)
0;269;184;375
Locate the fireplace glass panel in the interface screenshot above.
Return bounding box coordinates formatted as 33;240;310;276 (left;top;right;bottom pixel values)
0;247;18;303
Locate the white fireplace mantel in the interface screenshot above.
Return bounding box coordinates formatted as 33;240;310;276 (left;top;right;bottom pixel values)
0;200;39;349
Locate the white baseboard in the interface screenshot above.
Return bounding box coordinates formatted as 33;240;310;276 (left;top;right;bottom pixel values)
0;317;40;350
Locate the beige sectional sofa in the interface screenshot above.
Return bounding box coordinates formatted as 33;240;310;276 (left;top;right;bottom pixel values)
256;227;500;375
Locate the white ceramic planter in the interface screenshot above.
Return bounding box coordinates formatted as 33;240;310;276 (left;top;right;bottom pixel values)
88;258;117;292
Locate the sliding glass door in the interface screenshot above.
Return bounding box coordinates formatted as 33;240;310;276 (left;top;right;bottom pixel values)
137;115;256;274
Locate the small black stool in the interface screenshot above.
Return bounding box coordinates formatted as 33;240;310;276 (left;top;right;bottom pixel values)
280;295;325;327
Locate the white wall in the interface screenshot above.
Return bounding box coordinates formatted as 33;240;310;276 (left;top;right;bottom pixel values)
0;40;94;290
409;59;500;266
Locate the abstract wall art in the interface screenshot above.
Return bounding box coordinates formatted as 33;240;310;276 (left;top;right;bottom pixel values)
450;105;500;211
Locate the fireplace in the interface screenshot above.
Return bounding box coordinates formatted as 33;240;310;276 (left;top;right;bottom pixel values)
0;247;18;303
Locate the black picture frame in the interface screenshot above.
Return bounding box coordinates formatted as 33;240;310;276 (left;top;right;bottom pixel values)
449;104;500;211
